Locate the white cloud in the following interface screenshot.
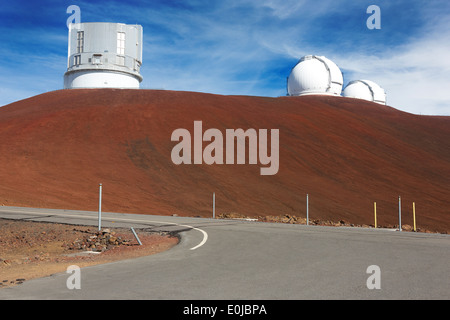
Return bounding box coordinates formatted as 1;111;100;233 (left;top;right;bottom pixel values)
335;17;450;115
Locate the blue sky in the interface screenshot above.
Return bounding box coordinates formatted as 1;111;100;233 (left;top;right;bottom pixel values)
1;0;449;115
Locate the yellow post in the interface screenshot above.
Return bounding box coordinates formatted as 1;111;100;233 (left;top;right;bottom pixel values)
413;202;416;232
374;202;377;228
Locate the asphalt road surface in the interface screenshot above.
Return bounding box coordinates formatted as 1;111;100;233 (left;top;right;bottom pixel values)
0;206;449;300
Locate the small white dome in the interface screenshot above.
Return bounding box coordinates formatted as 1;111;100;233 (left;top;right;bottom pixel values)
343;80;386;105
287;55;343;96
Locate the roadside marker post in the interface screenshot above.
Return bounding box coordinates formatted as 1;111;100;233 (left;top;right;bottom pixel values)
306;194;309;226
398;196;402;232
98;183;102;231
212;192;215;219
131;227;142;246
374;202;377;228
413;202;416;232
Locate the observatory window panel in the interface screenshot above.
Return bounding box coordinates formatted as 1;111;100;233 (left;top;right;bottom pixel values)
74;55;81;66
93;54;102;64
117;32;126;55
76;31;84;53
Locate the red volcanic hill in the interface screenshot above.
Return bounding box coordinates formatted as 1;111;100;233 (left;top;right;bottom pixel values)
0;89;449;232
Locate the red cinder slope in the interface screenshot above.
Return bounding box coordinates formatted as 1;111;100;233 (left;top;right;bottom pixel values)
0;89;449;232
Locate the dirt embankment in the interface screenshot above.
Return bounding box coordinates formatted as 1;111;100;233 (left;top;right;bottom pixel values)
0;218;178;288
0;89;449;233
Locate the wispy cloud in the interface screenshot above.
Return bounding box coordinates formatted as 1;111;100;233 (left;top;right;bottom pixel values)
335;8;450;115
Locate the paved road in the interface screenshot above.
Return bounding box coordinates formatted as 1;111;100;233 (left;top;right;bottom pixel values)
0;206;449;300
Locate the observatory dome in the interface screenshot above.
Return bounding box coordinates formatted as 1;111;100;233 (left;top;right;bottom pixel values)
287;55;343;96
342;80;386;105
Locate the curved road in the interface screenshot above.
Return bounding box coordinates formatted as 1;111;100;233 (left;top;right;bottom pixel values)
0;206;449;300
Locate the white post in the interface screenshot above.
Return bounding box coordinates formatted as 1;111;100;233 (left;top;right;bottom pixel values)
131;227;142;246
398;196;402;232
213;192;215;219
306;194;309;226
98;183;102;231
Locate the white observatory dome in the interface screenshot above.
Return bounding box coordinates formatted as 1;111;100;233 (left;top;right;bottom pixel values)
287;55;343;96
342;80;386;105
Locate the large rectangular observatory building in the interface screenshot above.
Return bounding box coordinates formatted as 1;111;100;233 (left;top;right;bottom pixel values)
64;22;143;89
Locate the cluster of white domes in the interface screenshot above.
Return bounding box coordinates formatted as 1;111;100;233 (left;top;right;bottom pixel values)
287;55;386;105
